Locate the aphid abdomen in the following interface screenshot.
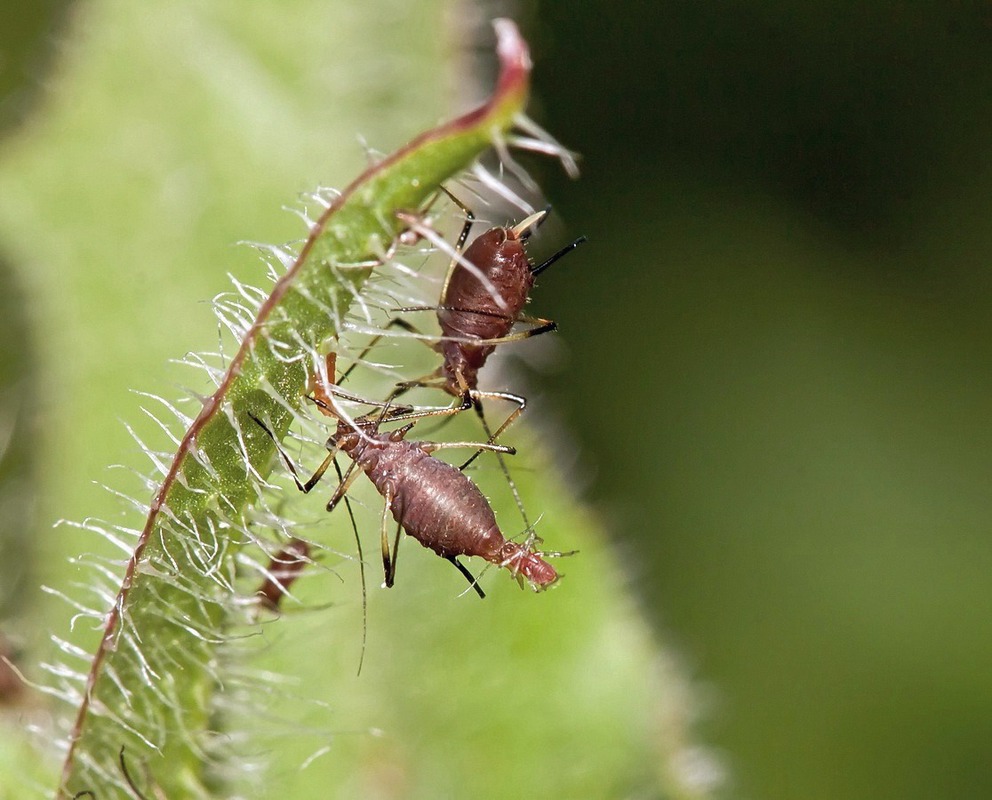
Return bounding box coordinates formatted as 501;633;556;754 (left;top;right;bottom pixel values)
439;228;534;336
344;430;513;561
331;414;559;588
380;441;506;561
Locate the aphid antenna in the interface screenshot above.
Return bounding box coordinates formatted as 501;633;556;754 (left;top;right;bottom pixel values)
512;514;546;544
345;320;528;350
530;235;588;277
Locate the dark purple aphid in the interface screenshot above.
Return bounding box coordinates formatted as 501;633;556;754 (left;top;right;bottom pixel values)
328;412;557;590
390;199;584;413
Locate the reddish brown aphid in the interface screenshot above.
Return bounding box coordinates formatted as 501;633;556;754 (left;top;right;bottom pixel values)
392;201;585;411
254;538;312;611
434;206;584;399
373;199;585;496
258;356;560;593
327;410;558;590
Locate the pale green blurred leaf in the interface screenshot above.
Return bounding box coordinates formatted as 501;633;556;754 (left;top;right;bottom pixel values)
0;2;709;797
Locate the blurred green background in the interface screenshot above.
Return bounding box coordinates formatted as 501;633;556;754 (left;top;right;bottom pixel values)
530;3;992;799
2;1;992;798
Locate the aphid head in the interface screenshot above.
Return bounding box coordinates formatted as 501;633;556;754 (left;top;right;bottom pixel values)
499;543;559;590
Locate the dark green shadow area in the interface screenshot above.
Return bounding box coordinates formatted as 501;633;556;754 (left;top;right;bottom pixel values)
531;4;992;799
0;0;73;134
0;0;70;700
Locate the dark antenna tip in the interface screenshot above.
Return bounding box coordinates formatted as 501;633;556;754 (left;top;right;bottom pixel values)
531;235;588;276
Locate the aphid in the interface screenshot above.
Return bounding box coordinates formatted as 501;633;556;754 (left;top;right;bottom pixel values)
431;197;586;413
317;373;559;591
253;538;312;611
351;195;585;524
255;354;560;595
386;196;585;436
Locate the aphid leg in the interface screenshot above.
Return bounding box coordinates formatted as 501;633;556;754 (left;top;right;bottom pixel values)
312;350;452;425
331;455;369;674
380;489;398;588
419;439;515;457
329;390;473;429
324;461;363;513
388;304;558;347
248;413;341;494
466;312;558;346
459;389;527;470
461;388;535;537
389;520;403;587
337;316;424;387
119;746;153;800
438;185;475;245
444;556;486;599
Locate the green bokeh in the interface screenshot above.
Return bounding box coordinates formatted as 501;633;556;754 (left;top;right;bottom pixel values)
9;0;990;797
534;3;992;799
0;2;696;797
